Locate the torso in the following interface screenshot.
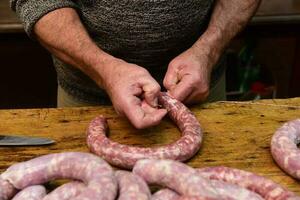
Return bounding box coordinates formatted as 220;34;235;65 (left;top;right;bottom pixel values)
79;0;215;68
55;0;217;102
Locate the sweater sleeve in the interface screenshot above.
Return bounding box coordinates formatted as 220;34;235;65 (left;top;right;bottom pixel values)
10;0;79;37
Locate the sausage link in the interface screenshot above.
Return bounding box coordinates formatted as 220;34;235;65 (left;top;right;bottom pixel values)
133;159;263;200
176;196;222;200
11;185;46;200
0;178;17;200
151;189;179;200
1;152;117;200
196;166;300;200
132;159;219;198
271;119;300;180
115;170;151;200
87;92;202;169
43;182;85;200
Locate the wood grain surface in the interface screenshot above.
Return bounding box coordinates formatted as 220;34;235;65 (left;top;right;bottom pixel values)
0;98;300;194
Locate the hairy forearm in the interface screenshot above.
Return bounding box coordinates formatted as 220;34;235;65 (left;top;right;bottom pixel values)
33;8;113;88
193;0;261;63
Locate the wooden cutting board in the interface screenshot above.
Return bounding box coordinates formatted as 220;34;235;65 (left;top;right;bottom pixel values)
0;98;300;194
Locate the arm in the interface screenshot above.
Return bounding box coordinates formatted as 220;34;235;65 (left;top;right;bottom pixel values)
164;0;261;104
25;8;167;128
33;8;110;88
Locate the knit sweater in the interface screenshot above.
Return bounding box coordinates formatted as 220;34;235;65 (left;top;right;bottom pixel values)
11;0;224;104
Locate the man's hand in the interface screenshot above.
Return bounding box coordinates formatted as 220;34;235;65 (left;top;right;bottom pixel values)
163;46;213;104
101;58;167;129
164;0;261;104
33;8;166;129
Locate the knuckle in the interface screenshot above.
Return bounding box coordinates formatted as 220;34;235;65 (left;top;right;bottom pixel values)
151;117;161;126
202;85;210;94
130;116;141;128
153;83;161;92
198;87;209;96
163;79;168;87
168;59;176;67
192;76;202;84
168;59;179;70
186;81;195;89
163;78;173;89
197;87;209;99
133;122;146;129
145;83;160;94
114;105;125;116
138;67;149;75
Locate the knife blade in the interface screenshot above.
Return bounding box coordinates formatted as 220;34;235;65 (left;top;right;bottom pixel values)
0;135;55;146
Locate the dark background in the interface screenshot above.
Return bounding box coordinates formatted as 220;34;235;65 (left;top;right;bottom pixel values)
1;0;300;109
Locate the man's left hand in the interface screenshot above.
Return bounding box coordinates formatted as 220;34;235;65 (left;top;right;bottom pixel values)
163;46;214;104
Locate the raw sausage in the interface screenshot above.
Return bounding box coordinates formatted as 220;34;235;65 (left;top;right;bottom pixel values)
11;185;46;200
196;166;300;200
133;159;263;200
174;196;214;200
133;159;218;198
115;170;151;200
1;152;117;200
0;178;17;200
87;92;203;169
43;182;85;200
151;189;179;200
271;119;300;180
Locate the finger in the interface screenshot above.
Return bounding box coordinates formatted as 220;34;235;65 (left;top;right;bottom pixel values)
140;100;159;113
142;109;168;127
140;101;167;127
135;101;167;128
114;84;143;116
141;100;167;116
141;78;161;108
184;84;209;104
124;98;167;129
130;83;143;96
168;76;194;102
163;63;179;91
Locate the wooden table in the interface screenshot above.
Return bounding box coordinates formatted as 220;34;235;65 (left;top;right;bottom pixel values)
0;98;300;195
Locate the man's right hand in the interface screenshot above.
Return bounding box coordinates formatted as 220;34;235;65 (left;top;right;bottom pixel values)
33;8;166;129
99;58;167;129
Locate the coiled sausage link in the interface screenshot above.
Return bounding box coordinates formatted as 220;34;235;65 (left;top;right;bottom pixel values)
271;119;300;181
0;178;17;200
196;166;300;200
87;92;203;169
0;152;117;200
11;185;46;200
133;159;263;200
115;170;151;200
43;182;86;200
151;189;179;200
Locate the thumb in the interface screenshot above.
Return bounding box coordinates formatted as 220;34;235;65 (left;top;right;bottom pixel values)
168;76;193;102
163;61;179;91
142;78;161;108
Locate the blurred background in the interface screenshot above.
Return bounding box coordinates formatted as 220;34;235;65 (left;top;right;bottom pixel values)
0;0;300;108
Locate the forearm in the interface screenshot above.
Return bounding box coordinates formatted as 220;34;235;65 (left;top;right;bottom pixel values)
193;0;261;64
34;8;113;88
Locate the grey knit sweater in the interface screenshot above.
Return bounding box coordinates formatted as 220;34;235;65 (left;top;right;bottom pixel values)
11;0;224;104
